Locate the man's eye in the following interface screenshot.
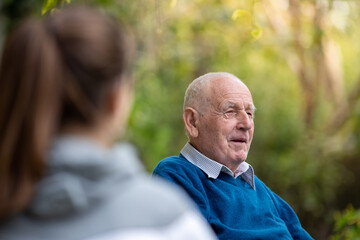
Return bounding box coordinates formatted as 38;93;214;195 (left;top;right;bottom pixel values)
224;110;236;118
247;112;254;118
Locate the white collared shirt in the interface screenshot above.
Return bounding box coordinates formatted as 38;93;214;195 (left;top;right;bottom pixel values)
180;142;255;190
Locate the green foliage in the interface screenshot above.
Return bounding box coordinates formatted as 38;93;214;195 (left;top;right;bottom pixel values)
2;1;360;239
331;206;360;240
42;0;57;15
42;0;71;15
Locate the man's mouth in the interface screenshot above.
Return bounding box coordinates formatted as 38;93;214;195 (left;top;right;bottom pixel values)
230;137;248;143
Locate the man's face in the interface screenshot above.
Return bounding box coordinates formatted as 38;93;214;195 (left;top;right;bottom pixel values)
194;77;255;171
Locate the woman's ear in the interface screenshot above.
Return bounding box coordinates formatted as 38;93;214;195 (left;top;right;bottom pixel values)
183;107;199;138
105;86;119;116
105;79;134;134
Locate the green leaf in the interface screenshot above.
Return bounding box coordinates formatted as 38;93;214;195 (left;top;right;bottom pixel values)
251;25;262;39
42;0;57;15
231;9;251;21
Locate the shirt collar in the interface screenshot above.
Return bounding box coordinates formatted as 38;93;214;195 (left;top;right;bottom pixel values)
180;142;255;190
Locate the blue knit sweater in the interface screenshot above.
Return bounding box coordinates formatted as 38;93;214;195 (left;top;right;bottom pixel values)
153;155;313;240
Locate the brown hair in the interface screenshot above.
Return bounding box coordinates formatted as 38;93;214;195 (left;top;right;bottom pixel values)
0;6;131;221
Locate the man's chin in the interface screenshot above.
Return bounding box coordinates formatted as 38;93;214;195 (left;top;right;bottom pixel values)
234;153;248;163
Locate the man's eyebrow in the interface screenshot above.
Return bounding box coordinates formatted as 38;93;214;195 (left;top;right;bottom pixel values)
247;104;256;112
224;102;236;109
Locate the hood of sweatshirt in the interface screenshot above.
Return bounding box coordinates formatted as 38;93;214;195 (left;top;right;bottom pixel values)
26;136;144;218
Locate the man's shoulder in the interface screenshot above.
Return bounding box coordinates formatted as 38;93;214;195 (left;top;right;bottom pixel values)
253;175;271;189
152;155;203;182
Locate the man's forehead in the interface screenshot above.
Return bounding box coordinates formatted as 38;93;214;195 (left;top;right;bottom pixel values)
210;81;254;105
223;100;255;110
199;75;253;107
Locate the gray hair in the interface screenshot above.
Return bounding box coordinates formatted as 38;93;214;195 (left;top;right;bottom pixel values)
183;72;243;111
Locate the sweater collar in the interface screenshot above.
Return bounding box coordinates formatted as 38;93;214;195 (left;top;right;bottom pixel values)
180;142;255;190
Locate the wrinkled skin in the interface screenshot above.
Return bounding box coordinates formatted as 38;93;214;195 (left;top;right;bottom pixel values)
189;76;255;172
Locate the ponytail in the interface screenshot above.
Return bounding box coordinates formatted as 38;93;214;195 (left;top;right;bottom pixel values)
0;6;131;222
0;19;63;221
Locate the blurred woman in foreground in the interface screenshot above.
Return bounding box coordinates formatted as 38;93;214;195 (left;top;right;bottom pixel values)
0;6;216;240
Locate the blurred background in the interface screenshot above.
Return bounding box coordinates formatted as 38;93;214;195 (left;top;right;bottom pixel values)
1;0;360;239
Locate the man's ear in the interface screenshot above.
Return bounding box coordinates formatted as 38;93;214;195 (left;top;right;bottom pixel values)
183;107;199;138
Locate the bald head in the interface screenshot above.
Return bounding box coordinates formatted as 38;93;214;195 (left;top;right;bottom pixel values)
184;72;247;113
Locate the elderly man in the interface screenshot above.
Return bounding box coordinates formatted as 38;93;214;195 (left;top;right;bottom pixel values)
153;72;313;240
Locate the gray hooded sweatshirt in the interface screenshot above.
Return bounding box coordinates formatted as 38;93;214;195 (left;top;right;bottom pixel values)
0;136;217;240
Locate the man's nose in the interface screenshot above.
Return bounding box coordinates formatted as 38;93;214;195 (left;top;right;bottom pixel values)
236;111;252;130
